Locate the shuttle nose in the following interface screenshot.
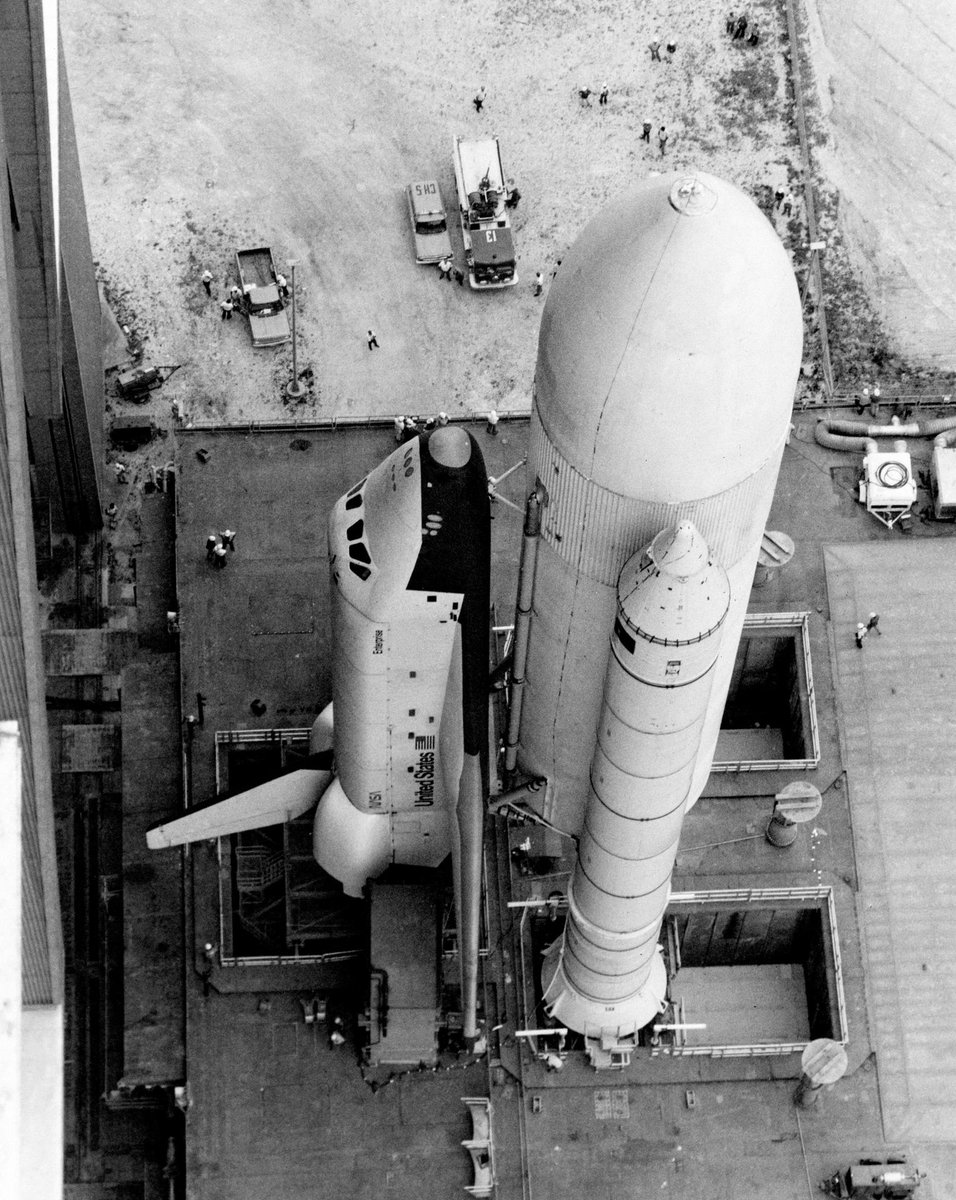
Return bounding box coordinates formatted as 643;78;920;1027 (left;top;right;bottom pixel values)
426;425;472;468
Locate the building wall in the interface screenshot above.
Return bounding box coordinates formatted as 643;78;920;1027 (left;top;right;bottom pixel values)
58;34;104;528
1;0;61;507
0;64;62;1016
0;3;102;1195
1;0;102;533
807;0;956;371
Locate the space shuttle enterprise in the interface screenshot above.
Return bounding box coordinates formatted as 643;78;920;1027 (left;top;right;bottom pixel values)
511;171;803;1050
148;169;802;1063
148;426;491;1040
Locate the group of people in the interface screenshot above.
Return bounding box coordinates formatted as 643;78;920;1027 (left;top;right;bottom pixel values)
647;39;677;62
205;529;236;569
578;83;611;106
639;122;670;156
774;186;796;217
391;412;503;441
393;413;450;442
726;11;760;46
202;269;290;321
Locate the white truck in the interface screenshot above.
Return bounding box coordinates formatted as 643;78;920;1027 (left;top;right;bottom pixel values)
452;136;517;289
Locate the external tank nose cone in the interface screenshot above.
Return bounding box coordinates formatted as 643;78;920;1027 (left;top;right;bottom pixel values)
535;169;803;502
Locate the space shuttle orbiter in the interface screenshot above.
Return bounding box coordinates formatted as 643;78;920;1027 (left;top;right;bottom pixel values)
148;425;490;1037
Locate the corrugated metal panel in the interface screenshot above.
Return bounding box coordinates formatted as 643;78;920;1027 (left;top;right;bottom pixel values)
528;409;782;585
1;236;55;1008
0;427;53;1006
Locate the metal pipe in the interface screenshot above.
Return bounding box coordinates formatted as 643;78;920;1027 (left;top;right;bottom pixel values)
503;483;547;776
814;414;956;451
456;752;484;1041
487;777;548;815
285;260;307;400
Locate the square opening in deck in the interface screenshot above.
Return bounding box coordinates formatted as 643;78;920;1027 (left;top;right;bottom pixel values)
714;612;820;771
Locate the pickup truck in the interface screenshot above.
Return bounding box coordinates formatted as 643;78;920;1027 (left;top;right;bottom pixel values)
235;247;291;347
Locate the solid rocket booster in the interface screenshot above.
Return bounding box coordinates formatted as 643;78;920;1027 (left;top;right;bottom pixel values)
542;522;730;1035
517;172;803;839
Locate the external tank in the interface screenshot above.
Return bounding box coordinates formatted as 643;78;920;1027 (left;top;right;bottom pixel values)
517;171;804;838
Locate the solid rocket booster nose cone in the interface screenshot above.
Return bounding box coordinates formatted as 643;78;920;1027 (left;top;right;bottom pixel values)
617;523;730;648
427;425;472;468
668;175;718;216
649;521;709;577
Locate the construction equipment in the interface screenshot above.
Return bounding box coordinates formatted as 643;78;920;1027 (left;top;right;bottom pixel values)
820;1156;924;1198
116;364;180;400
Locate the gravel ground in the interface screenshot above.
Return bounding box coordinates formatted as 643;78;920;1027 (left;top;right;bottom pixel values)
63;0;808;478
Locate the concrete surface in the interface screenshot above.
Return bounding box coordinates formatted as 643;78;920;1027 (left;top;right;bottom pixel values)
141;415;956;1200
61;0;808;436
826;540;956;1145
807;0;956;370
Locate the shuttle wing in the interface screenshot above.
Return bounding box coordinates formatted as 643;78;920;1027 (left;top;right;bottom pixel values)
146;767;331;849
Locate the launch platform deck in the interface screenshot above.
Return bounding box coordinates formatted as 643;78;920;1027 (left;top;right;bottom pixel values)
116;416;956;1199
825;540;956;1143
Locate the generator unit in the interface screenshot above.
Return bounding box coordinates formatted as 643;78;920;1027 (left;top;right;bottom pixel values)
820;1156;924;1199
858;445;917;528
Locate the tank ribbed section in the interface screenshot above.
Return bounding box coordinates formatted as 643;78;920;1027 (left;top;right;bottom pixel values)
529;408;780;587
